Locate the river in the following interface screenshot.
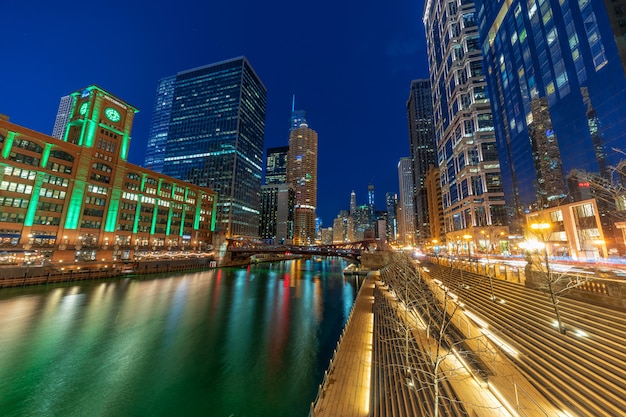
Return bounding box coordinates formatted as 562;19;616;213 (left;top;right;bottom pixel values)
0;258;358;417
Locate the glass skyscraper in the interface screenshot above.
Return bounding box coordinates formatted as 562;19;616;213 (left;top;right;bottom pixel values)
144;76;175;173
265;146;289;185
476;0;626;229
407;79;436;245
397;158;415;246
150;57;267;238
424;0;508;251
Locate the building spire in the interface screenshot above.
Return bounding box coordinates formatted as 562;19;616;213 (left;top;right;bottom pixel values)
289;95;307;131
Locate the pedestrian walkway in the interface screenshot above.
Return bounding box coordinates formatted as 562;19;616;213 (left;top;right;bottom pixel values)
312;276;375;417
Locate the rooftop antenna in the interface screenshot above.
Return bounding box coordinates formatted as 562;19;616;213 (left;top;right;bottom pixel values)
292;94;296;112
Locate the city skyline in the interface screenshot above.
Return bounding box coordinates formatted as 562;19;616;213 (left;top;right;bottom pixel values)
0;0;428;225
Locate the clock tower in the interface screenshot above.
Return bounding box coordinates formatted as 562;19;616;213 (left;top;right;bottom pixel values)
62;85;138;162
60;86;139;231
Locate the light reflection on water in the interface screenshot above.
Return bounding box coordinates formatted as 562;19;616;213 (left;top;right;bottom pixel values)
0;258;356;417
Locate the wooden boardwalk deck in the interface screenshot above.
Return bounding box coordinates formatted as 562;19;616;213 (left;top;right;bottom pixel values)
312;276;375;417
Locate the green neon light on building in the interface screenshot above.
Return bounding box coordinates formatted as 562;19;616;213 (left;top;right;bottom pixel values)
2;132;16;159
24;173;45;227
85;120;97;147
121;133;130;161
41;144;52;168
105;189;121;232
133;197;142;234
65;180;86;229
194;194;202;230
141;174;147;192
166;206;173;235
151;199;158;234
180;205;186;237
210;196;217;232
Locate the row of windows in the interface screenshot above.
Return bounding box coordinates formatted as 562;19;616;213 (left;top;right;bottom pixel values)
83;208;104;217
88;184;108;195
50;150;74;163
93;162;112;173
40;188;66;199
96;137;116;153
4;166;36;180
38;201;64;212
125;181;139;191
0;196;29;208
33;215;60;226
9;152;40;167
94;151;113;162
85;196;107;206
120;202;136;211
0;212;25;223
47;161;72;174
43;174;69;187
5;158;72;179
100;129;119;139
14;139;43;153
0;181;33;194
90;173;110;184
81;220;102;229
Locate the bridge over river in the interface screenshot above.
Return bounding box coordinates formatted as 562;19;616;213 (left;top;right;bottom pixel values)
224;238;392;268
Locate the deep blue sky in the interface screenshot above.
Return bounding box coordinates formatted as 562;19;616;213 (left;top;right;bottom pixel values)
1;0;429;225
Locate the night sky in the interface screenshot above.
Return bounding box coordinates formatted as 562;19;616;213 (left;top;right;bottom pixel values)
1;0;429;225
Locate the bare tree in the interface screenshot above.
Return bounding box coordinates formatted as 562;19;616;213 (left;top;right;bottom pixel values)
373;252;507;417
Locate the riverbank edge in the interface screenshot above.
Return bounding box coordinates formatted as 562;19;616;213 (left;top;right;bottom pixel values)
0;254;309;289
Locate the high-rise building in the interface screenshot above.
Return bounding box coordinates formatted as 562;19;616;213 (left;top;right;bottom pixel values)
407;79;436;246
424;0;508;248
350;190;357;214
476;0;626;250
51;95;74;139
321;227;333;245
352;205;373;241
151;57;267;238
287;115;318;245
385;192;398;244
144;76;175;173
368;184;375;222
265;146;289;185
398;158;415;246
333;216;346;244
259;183;294;244
425;165;445;244
1;85;216;263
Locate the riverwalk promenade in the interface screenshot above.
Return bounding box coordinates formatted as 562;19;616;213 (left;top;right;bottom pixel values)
310;276;375;417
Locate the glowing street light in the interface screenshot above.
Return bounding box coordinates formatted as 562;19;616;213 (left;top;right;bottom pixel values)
530;222;550;231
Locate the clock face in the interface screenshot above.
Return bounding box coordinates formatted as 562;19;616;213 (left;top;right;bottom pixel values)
104;108;121;122
79;102;89;116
